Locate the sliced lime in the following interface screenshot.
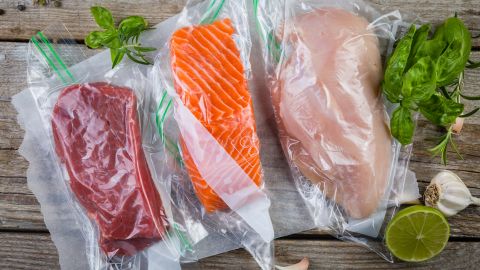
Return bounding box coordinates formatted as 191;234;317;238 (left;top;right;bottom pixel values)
385;205;450;262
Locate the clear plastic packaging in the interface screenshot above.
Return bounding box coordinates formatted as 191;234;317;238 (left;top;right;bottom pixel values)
151;0;275;269
14;24;187;270
254;0;419;261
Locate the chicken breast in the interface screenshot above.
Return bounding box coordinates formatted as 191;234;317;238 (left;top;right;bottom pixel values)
274;8;392;219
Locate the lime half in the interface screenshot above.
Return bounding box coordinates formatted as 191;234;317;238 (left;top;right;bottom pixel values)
385;205;450;262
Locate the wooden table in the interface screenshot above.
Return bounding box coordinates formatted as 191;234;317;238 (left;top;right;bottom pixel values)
0;1;479;269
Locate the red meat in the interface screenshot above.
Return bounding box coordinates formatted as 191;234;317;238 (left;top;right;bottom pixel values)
52;82;167;256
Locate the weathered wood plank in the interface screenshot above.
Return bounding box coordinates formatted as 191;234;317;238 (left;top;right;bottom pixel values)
1;232;479;270
0;0;478;43
0;101;23;149
0;176;31;195
0;233;59;269
0;191;45;231
0;150;28;177
0;0;185;41
186;239;480;269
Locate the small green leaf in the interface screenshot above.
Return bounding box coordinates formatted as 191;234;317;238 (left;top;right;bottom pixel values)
400;98;416;111
406;24;431;70
106;37;122;49
418;94;464;126
134;46;157;52
383;25;417;103
391;106;415;145
401;56;436;101
466;60;480;69
111;48;125;68
413;39;447;63
460;93;480;100
100;29;118;45
439;86;451;100
428;131;450;165
428;128;461;166
435;17;472;87
85;29;118;49
459;107;479;118
126;50;151;65
90;6;115;30
119;16;148;38
85;31;105;49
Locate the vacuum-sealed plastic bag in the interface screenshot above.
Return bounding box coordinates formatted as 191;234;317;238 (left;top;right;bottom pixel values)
152;0;275;268
254;0;418;261
13;25;188;270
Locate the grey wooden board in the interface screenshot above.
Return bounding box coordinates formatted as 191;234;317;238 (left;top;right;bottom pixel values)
0;0;478;42
1;232;480;270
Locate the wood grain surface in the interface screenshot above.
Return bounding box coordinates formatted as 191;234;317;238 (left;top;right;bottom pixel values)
0;0;479;269
1;233;479;270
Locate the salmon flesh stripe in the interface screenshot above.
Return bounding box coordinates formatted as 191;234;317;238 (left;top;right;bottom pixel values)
170;18;263;212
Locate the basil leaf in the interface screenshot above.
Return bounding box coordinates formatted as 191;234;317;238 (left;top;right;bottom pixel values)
90;6;115;30
85;6;156;69
412;24;448;62
401;56;436;101
391;106;415;145
100;29;118;45
406;24;431;70
435;17;472;87
111;47;126;68
85;31;105;49
418;94;464;126
414;39;447;62
383;25;416;103
105;36;122;49
119;16;148;38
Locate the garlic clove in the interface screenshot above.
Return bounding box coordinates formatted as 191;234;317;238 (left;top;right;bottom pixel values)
443;189;473;207
431;170;463;186
436;202;459;217
424;170;479;217
275;258;309;270
451;117;464;134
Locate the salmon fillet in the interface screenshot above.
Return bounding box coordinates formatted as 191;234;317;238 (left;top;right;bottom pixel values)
274;9;392;219
170;19;263;212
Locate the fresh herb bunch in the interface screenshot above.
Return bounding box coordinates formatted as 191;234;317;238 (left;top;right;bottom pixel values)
85;6;156;68
383;16;479;165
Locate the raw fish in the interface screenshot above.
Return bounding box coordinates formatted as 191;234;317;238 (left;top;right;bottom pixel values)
170;19;263;212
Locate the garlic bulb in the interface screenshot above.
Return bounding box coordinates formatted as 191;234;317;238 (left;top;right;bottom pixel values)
424;170;480;217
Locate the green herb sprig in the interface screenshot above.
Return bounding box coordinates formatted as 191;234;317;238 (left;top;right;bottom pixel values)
85;6;156;68
383;16;479;165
